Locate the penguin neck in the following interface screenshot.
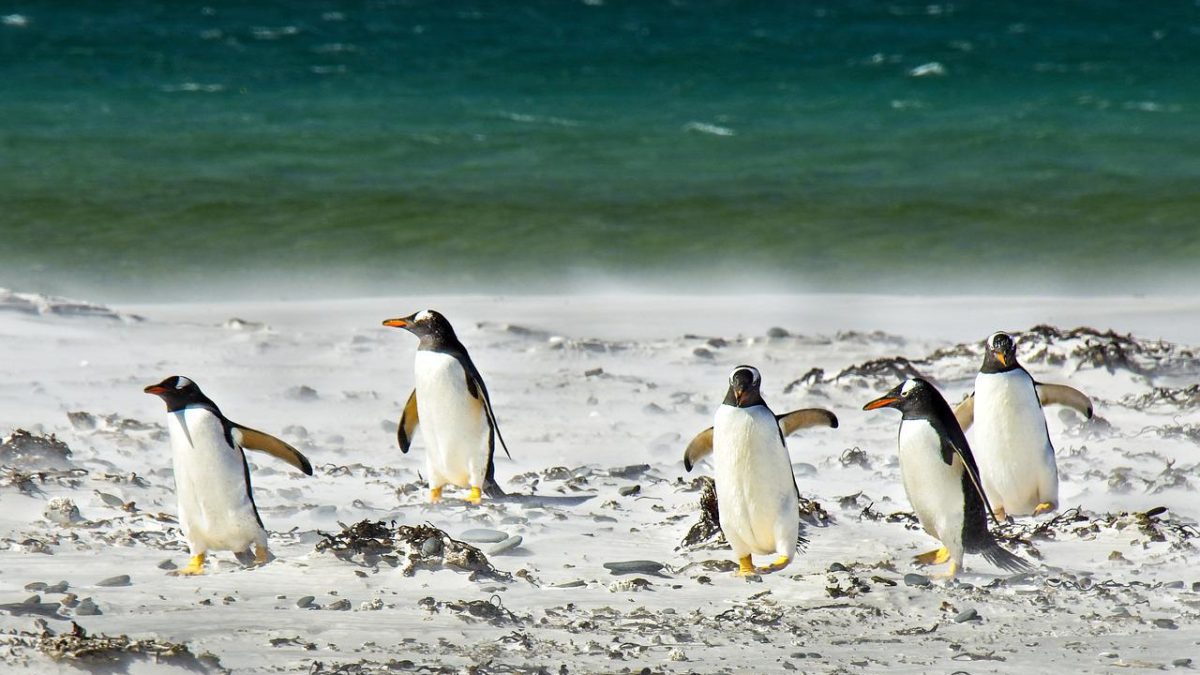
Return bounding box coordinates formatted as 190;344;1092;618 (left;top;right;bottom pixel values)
165;397;222;416
980;352;1020;375
722;387;766;409
417;326;464;353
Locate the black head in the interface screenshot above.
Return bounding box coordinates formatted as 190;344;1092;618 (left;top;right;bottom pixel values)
723;365;766;408
982;331;1019;373
143;375;214;412
382;309;458;346
862;377;944;419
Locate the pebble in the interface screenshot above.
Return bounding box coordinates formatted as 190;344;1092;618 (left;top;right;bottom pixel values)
1153;618;1179;630
296;596;315;609
1173;658;1192;667
420;537;444;557
75;598;100;616
157;559;177;570
327;599;351;611
95;491;125;508
903;573;930;587
1193;581;1200;593
766;327;790;338
1163;580;1184;589
604;561;666;576
45;581;68;594
96;575;131;587
487;535;523;556
828;563;847;573
24;582;46;592
954;608;980;623
618;485;641;497
458;529;508;544
552;580;587;589
792;463;818;477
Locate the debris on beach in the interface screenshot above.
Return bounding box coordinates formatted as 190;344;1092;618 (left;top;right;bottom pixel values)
0;430;74;470
316;520;512;581
679;477;826;550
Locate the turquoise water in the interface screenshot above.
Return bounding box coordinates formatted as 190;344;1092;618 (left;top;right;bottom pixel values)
1;1;1198;298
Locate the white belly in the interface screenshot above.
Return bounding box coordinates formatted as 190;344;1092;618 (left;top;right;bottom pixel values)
168;408;264;553
971;370;1057;514
712;405;798;557
898;420;964;555
414;350;488;488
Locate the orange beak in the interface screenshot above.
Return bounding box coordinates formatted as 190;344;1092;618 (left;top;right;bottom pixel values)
862;396;899;411
382;318;408;329
144;384;167;395
996;353;1008;367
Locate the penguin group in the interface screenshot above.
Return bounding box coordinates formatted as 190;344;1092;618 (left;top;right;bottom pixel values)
144;311;1094;581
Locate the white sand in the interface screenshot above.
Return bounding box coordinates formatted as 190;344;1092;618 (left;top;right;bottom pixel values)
0;291;1197;673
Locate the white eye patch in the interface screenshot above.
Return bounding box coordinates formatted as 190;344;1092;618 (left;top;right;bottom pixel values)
730;365;761;386
416;310;432;322
175;376;193;389
900;379;918;396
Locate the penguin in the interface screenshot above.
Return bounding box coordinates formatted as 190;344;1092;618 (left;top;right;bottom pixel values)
382;309;510;504
953;331;1094;519
144;375;312;576
864;377;1030;578
683;365;838;576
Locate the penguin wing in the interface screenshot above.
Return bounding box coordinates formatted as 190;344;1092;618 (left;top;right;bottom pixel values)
776;408;839;436
231;425;314;476
940;424;1000;525
682;427;714;472
952;392;975;431
458;354;512;460
397;389;419;453
1035;382;1094;418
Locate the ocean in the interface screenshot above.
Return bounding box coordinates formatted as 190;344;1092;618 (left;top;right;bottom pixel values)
1;1;1197;299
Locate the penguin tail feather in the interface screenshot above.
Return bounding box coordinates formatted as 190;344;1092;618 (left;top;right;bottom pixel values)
483;479;506;498
981;542;1033;573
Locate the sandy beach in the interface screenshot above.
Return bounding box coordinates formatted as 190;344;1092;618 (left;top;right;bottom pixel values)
0;290;1197;673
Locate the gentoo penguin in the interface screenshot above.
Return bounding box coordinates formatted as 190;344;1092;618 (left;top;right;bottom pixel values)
953;331;1094;519
382;310;510;504
683;365;838;576
144;376;312;576
864;378;1030;578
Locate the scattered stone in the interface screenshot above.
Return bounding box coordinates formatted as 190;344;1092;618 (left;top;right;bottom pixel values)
766;327;790;338
1173;658;1192;667
487;536;523;556
618;485;641;497
327;599;351;611
286;385;319;401
904;573;931;587
603;561;665;576
24;582;47;592
95;491;126;508
296;596;315;609
692;348;714;359
420;537;443;557
95;575;131;588
1154;618;1179;630
459;529;508;544
1164;580;1185;589
46;581;68;594
954;608;980;623
74;598;100;616
552;580;586;589
66;412;97;431
828;563;847;573
44;498;82;526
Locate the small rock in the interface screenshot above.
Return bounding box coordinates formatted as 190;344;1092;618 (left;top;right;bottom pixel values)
95;575;131;587
692;348;714;359
157;559;177;571
487;535;523;556
1164;580;1184;589
828;563;847;573
618;485;641;497
584;368;604;377
327;599;351;611
44;498;82;526
953;608;979;623
24;582;47;592
95;491;126;508
903;573;930;587
420;537;444;557
287;385;319;401
1154;618;1179;630
23;595;41;605
458;529;508;544
74;598;100;616
792;462;818;477
552;580;587;589
66;411;97;431
604;561;666;576
1173;658;1192;667
296;596;315;609
45;581;68;594
766;327;790;338
1192;581;1200;593
59;594;78;608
